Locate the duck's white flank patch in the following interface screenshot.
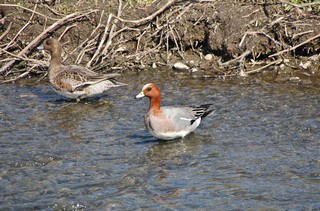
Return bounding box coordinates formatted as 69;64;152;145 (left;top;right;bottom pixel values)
150;118;202;140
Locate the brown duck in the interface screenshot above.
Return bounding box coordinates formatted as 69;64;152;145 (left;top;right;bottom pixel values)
38;38;126;99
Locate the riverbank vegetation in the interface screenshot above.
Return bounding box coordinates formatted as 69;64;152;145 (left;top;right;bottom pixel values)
0;0;319;83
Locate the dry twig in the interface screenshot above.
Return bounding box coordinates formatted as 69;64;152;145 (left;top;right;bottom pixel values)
0;3;60;20
115;0;176;26
0;22;12;43
220;50;251;66
280;0;320;8
0;10;97;74
4;4;38;51
244;59;282;75
269;33;320;57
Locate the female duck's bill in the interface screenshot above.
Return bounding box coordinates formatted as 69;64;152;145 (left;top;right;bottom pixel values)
39;38;126;100
135;83;213;140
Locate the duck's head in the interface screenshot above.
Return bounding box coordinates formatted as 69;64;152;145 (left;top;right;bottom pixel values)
38;38;61;55
135;83;161;100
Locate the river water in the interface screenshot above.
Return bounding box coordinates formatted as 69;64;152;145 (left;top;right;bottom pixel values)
0;69;319;210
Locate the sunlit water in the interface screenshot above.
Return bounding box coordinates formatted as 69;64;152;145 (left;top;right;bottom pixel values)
0;69;319;210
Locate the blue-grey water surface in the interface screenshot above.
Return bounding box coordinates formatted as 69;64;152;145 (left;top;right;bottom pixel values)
0;69;319;210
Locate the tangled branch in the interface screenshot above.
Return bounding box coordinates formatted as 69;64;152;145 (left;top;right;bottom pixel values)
0;0;319;82
0;10;97;74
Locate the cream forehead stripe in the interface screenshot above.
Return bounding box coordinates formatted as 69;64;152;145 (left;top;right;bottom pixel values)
142;83;153;91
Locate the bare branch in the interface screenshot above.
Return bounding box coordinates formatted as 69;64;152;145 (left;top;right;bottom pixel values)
0;3;60;20
115;0;176;26
0;10;97;74
280;0;320;8
269;33;320;57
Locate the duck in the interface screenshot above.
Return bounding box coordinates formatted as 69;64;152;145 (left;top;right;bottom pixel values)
135;83;213;140
38;38;126;99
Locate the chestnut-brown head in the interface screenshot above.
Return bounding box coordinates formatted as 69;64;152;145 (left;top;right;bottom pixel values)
135;83;161;99
135;83;162;110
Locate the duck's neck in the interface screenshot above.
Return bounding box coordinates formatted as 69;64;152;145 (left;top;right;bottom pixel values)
149;96;161;113
49;49;62;77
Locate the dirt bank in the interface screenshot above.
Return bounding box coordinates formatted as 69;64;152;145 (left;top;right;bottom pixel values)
0;0;319;84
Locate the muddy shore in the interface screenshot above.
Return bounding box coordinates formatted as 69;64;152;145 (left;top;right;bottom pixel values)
0;0;319;84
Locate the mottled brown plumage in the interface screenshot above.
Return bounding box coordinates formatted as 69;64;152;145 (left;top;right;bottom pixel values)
39;38;126;99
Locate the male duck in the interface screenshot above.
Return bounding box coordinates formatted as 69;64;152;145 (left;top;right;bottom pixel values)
38;38;126;99
135;83;213;140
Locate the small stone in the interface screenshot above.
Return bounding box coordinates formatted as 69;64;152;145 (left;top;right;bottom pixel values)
239;70;248;77
152;63;157;69
283;59;290;63
289;76;300;82
115;46;126;52
173;62;189;70
204;54;213;61
299;61;312;69
191;68;198;73
138;64;145;70
309;54;320;61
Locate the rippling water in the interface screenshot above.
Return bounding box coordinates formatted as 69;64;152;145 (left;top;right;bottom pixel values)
0;69;319;210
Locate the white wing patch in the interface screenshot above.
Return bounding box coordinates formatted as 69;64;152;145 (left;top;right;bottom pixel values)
180;117;193;121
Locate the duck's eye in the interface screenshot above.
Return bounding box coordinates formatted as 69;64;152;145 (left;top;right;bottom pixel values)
146;87;152;92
